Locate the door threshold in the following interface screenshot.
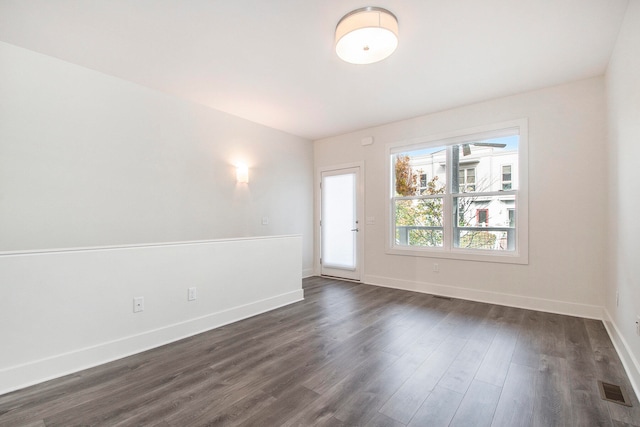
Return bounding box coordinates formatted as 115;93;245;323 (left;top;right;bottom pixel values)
320;274;361;283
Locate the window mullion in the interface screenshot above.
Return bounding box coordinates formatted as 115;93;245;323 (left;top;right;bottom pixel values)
443;146;453;251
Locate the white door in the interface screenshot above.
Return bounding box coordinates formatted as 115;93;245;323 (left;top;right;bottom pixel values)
320;167;362;281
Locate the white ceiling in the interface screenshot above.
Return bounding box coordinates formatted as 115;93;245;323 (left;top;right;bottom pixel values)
0;0;629;140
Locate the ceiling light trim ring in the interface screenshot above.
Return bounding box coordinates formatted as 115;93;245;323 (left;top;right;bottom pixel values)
335;6;398;30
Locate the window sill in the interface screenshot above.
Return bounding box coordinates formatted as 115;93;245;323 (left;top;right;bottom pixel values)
386;245;528;265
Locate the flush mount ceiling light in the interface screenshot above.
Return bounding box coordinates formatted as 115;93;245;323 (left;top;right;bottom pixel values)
335;6;398;65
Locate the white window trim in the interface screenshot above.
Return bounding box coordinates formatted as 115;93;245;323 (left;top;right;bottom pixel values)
385;119;529;265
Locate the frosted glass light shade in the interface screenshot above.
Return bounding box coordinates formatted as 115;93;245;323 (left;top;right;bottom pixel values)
236;165;249;183
335;7;398;65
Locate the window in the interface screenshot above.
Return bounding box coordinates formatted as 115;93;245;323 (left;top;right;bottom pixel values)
458;168;476;192
502;165;512;190
387;120;528;264
476;209;488;225
419;173;428;194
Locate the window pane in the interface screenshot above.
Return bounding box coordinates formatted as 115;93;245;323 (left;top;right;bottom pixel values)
502;165;512;180
467;169;475;183
454;195;516;251
394;147;447;196
453;135;518;193
395;198;443;247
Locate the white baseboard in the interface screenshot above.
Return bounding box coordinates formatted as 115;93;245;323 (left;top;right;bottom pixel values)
602;309;640;400
0;289;303;396
302;268;315;278
364;274;603;320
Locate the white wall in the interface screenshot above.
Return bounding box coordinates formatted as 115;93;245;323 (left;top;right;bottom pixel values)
605;1;640;394
0;42;314;275
315;77;607;318
0;236;303;395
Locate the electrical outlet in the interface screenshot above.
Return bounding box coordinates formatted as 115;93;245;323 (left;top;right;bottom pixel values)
433;263;439;273
133;296;144;313
188;287;197;301
261;216;269;225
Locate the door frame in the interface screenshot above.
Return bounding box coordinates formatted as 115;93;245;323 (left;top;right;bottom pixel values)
315;162;365;280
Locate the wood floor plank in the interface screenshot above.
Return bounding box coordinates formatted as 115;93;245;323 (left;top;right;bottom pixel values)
366;412;407;427
280;348;405;427
173;389;276;427
235;385;320;427
449;379;502;427
474;325;519;387
512;310;547;368
316;416;348;427
378;335;466;424
612;420;640;427
380;298;451;357
1;277;637;427
491;362;536;427
449;300;494;341
407;385;464;427
302;329;397;395
532;355;573;427
329;349;429;425
437;338;490;394
13;420;46;427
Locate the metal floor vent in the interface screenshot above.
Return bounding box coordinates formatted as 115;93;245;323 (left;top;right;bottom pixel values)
598;380;632;407
432;295;452;301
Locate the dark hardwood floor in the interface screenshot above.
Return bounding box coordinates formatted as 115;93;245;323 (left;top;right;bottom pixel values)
1;276;638;426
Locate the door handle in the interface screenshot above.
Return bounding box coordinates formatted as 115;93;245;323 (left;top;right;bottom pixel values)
351;228;359;232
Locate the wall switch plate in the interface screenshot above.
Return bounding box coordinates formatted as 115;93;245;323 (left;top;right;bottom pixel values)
133;296;144;313
188;287;197;301
261;216;269;225
433;263;439;272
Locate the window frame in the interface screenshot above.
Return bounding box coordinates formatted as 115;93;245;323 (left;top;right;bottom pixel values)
385;119;528;265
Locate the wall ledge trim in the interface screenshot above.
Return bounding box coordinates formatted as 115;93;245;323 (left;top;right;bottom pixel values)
0;234;302;257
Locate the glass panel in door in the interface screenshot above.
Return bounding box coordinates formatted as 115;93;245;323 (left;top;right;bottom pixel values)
321;168;360;280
